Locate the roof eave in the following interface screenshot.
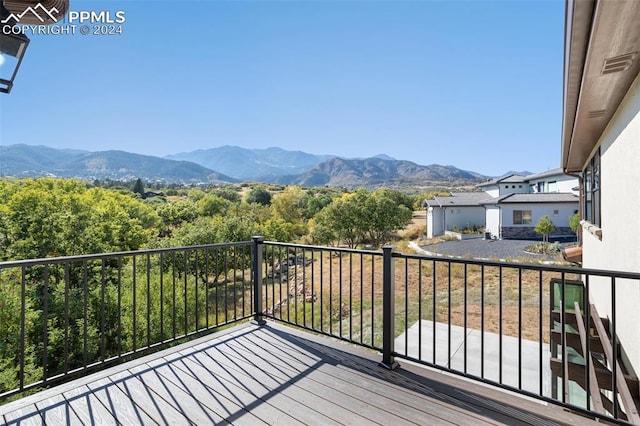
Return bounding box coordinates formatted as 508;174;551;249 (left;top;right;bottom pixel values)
562;0;640;173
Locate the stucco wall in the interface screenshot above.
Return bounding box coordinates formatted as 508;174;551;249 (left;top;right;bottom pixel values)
427;207;443;238
528;175;578;194
427;206;484;237
582;72;640;375
442;206;485;232
500;203;577;228
485;205;500;239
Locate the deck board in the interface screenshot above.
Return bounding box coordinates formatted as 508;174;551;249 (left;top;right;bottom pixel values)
0;321;602;425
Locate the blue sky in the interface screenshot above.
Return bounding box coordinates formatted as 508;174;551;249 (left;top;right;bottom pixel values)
0;0;565;176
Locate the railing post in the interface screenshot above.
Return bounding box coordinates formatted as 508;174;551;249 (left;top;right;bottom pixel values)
380;245;399;370
252;236;266;326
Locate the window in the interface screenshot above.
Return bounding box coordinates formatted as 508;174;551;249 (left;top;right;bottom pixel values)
513;210;532;225
553;209;559;215
512;185;516;188
583;148;601;226
548;181;557;192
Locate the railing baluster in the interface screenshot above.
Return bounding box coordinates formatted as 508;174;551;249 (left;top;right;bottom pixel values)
147;253;151;347
133;255;137;352
252;237;265;325
117;257;122;357
194;251;199;332
172;252;177;337
538;269;543;396
101;259;106;362
518;267;522;390
360;253;363;344
43;265;49;384
304;248;308;328
160;252;165;341
380;245;397;370
64;263;70;375
432;259;436;365
83;260;88;368
371;254;375;347
339;249;343;338
560;272;566;404
405;258;409;357
464;263;468;374
447;261;451;369
612;276;618;419
499;265;503;384
585;274;591;410
19;266;26;390
481;264;485;379
329;248;342;334
418;259;422;361
349;252;352;341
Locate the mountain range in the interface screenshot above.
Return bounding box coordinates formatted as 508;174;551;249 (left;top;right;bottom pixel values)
1;144;493;187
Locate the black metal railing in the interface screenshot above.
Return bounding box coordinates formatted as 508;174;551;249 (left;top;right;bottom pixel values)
0;241;254;401
2;237;639;424
258;240;640;425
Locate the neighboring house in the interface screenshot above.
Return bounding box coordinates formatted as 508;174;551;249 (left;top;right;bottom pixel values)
424;192;490;238
482;193;578;240
562;1;640;376
526;168;578;194
424;169;578;239
478;174;529;198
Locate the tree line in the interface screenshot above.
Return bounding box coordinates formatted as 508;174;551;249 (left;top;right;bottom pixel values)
0;177;427;397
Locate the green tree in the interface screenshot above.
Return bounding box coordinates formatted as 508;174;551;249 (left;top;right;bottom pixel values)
313;188;412;248
246;187;272;205
534;215;556;253
211;187;242;204
198;194;230;217
132;178;145;199
0;178;160;260
569;213;580;239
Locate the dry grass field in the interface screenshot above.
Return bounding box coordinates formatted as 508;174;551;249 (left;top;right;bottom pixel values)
260;240;579;348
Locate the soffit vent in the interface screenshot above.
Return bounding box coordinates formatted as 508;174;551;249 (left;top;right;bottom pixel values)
587;109;607;118
602;52;637;75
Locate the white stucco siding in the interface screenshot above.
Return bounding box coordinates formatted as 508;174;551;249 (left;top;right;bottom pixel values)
484;187;499;198
528;175;578;194
500;203;576;227
443;206;485;231
485;206;500;238
499;185;528;196
553;176;578;194
582;72;640;375
427;207;444;238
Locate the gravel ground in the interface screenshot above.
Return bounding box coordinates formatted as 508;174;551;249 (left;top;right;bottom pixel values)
419;238;563;261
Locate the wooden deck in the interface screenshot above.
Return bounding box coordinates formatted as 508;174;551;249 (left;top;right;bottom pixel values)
1;321;599;425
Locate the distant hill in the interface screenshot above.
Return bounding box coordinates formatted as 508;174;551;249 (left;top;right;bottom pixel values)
166;145;333;180
0;145;237;184
274;157;485;188
499;170;533;177
0;144;87;175
0;144;490;187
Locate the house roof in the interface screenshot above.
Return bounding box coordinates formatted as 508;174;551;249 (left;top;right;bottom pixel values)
562;1;640;173
477;174;528;187
424;192;492;208
481;193;579;205
524;168;566;181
